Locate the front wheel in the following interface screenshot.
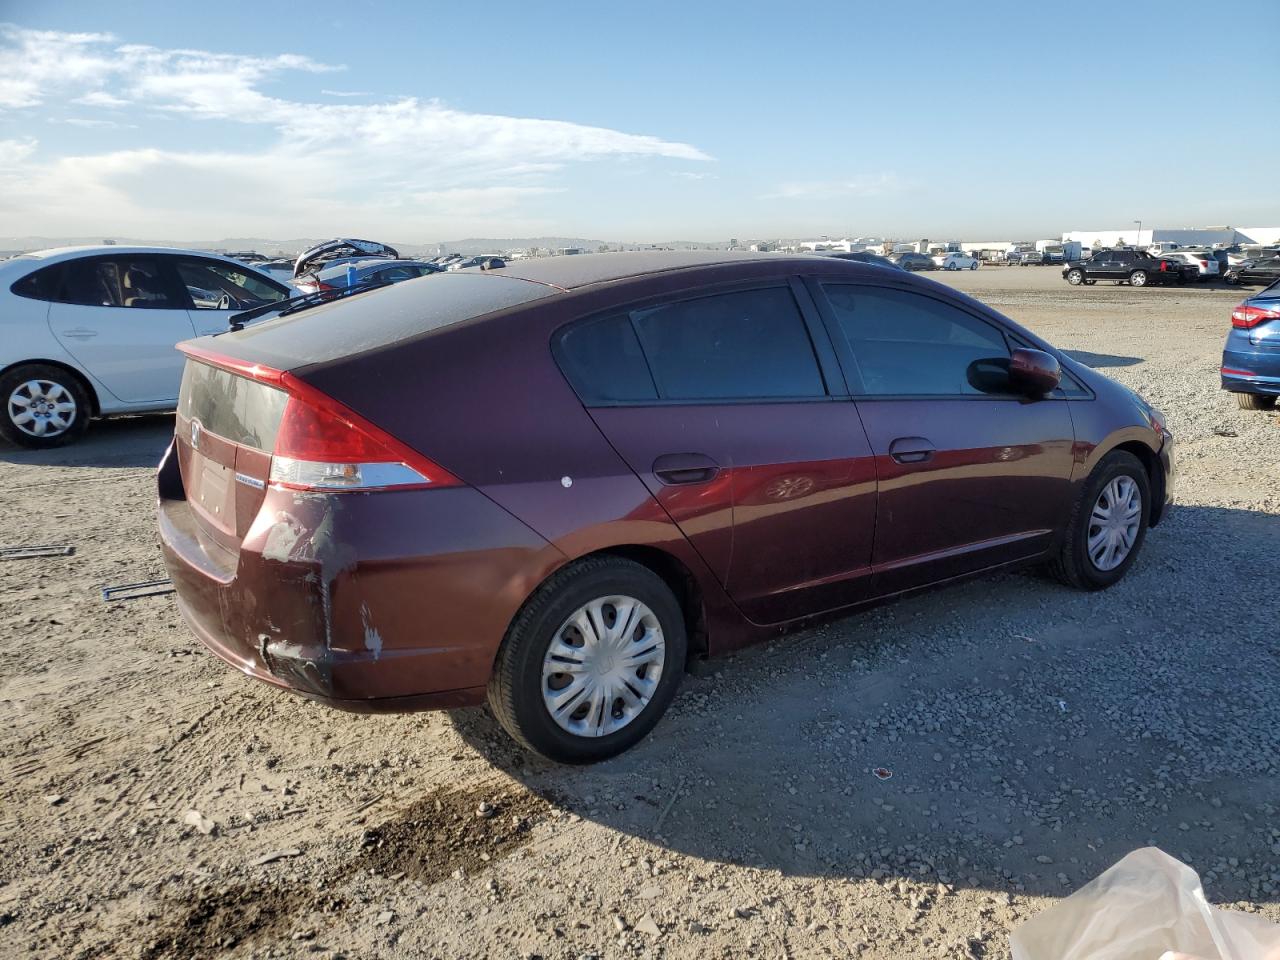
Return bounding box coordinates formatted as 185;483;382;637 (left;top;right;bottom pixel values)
1129;270;1148;287
1224;272;1240;285
1066;269;1084;285
970;262;978;270
1049;451;1151;591
0;363;92;448
1237;392;1277;411
487;557;687;763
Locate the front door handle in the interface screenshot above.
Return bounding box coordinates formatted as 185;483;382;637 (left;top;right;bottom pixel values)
653;452;720;485
889;437;935;464
60;328;98;340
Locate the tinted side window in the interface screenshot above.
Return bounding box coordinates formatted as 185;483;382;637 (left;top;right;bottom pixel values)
175;258;288;309
555;314;658;403
821;284;1012;397
631;287;825;401
10;263;64;301
60;257;181;309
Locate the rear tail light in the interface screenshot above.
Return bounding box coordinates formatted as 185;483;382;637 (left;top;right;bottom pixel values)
178;346;460;492
1159;261;1168;271
1200;260;1209;268
1231;305;1280;329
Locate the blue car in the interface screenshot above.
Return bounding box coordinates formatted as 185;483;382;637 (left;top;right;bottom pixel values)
1221;277;1280;410
293;258;442;295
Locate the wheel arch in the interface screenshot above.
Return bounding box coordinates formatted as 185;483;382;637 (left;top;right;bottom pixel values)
1109;439;1166;527
0;358;101;417
502;543;711;673
574;544;709;666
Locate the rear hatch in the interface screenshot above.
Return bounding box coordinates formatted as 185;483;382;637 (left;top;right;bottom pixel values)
174;359;286;565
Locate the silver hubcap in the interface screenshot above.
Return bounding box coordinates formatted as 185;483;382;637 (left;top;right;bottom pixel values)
1088;476;1142;571
542;595;665;738
8;379;76;438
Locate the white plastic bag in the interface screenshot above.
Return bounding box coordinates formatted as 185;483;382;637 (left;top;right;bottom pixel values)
1011;847;1280;960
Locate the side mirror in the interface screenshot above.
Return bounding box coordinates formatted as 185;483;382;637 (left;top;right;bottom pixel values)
1008;348;1062;397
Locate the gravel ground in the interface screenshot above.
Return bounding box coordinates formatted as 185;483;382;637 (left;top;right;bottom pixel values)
1;266;1277;960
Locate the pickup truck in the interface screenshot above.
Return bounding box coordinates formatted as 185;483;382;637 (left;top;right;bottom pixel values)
1062;249;1195;287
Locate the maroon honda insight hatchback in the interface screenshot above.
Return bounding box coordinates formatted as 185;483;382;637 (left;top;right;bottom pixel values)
158;252;1174;762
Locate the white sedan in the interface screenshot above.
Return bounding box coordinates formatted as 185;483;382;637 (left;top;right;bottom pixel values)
932;252;980;271
0;246;292;447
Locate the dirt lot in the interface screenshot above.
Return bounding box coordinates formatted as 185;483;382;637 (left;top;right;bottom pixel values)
2;266;1277;960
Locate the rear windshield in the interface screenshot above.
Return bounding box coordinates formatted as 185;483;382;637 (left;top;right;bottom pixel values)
177;361;288;450
220;271;556;370
1258;278;1280;300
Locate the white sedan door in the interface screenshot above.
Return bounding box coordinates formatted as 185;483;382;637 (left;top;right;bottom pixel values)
46;255;196;404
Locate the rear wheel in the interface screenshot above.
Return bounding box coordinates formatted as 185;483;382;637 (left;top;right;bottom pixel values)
1049;450;1151;591
488;557;687;763
0;363;91;448
1237;392;1277;411
1130;270;1149;287
1066;269;1084;285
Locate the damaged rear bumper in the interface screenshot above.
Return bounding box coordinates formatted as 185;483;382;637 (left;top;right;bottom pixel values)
157;442;560;712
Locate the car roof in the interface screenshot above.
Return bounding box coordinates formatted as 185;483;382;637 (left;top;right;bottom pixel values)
468;250;814;290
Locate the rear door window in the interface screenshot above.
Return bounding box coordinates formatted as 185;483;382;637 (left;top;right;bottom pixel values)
556;287;827;404
631;287;826;401
821;284;1013;397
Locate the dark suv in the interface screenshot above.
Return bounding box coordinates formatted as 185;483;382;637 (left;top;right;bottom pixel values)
159;252;1174;762
894;252;935;271
1063;250;1194;287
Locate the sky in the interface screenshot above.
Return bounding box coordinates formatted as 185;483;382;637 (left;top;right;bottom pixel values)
1;1;1276;243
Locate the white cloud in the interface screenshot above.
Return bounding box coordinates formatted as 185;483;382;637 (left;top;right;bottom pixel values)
671;170;717;181
0;25;116;108
321;89;371;98
53;117;137;129
73;90;129;108
763;174;903;200
0;24;711;237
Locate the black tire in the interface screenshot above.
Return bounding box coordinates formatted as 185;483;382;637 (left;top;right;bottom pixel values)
970;262;978;270
487;556;687;763
0;363;92;449
1049;450;1151;591
1065;269;1084;285
1237;392;1277;411
1129;270;1148;287
1224;272;1240;285
1085;280;1096;285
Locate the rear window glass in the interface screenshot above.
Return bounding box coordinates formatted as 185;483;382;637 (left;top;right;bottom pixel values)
225;272;555;369
177;361;288;450
632;287;825;401
10;263;64;301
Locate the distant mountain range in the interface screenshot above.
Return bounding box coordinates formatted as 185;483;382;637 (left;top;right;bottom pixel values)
0;235;735;257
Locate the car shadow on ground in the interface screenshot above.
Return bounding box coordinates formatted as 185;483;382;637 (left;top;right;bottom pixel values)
1062;350;1143;368
452;503;1280;904
0;414;174;469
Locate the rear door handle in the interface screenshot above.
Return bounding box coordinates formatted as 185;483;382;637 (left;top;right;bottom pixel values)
653;452;720;485
889;437;935;464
